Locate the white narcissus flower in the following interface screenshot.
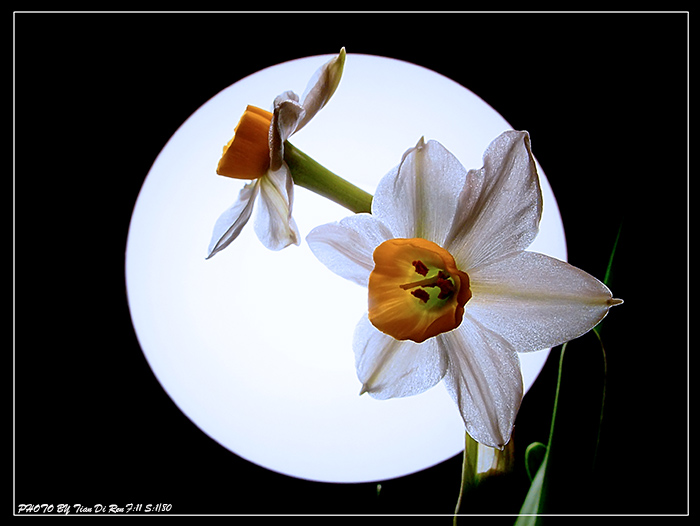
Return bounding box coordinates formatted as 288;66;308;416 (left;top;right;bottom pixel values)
207;48;346;257
307;131;622;449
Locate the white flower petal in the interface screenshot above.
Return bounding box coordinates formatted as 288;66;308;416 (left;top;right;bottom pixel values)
206;180;260;259
439;314;523;449
254;167;300;250
445;130;542;270
273;89;299;106
373;138;468;243
354;314;448;399
306;214;392;287
467;251;616;352
297;48;346;132
269;98;305;171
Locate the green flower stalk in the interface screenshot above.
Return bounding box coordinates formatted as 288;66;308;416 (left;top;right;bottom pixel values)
283;141;373;215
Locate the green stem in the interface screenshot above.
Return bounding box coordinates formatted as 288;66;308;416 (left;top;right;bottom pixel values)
603;222;623;288
453;433;479;524
454;433;515;524
284;141;373;215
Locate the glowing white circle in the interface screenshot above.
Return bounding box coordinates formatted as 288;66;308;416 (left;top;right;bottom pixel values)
125;53;567;483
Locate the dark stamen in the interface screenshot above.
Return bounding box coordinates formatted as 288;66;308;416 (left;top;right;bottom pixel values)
412;260;429;276
435;277;455;299
411;289;430;303
402;269;456;301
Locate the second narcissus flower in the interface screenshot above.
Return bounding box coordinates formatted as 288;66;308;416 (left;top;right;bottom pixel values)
307;131;622;448
207;48;346;257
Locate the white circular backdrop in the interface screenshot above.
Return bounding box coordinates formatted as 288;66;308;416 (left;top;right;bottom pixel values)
125;53;567;483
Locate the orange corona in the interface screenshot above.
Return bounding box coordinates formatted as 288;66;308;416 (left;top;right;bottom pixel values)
368;238;472;343
216;105;273;180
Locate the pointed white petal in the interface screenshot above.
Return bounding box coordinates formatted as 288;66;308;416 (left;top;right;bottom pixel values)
468;251;616;352
254;167;300;251
439;314;523;449
306;214;392;287
372;138;468;243
354;314;448;399
206;180;260;259
297;48;346;132
445;131;542;270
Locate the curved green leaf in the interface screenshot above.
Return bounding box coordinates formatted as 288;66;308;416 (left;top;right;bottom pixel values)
525;442;547;482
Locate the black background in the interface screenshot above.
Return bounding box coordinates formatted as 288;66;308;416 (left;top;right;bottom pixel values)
14;11;688;518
